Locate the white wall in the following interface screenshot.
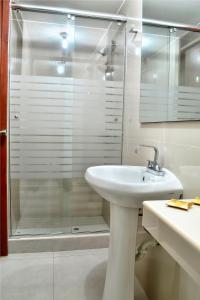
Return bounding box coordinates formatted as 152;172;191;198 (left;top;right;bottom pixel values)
120;0;200;299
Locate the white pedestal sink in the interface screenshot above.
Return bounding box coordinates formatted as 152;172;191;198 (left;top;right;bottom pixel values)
85;165;183;300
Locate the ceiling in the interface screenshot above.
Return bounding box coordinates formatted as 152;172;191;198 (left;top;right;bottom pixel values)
16;0;125;14
143;0;200;25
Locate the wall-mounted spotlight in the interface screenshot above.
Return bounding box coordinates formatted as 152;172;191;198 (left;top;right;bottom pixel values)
60;32;68;49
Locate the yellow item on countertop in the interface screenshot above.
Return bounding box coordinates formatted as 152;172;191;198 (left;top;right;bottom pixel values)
166;199;193;210
192;197;200;206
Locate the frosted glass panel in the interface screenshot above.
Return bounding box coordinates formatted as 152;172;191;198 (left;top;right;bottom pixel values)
9;11;125;235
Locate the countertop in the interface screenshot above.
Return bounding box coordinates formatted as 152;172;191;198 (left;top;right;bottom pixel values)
143;200;200;284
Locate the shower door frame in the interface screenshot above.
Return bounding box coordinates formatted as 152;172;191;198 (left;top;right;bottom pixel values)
0;0;9;256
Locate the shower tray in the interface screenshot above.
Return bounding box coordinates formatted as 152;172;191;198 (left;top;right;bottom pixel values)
13;216;109;236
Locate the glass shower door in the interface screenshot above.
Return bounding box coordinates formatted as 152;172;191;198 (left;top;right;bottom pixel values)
9;10;126;236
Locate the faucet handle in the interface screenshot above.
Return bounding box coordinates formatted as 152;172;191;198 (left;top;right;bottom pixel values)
147;160;153;168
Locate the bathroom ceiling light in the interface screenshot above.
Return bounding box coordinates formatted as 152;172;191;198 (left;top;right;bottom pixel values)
67;14;75;20
57;62;65;75
153;73;158;80
62;39;68;49
60;32;68;49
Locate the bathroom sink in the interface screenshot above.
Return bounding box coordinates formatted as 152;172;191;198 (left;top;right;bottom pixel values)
85;165;183;208
85;165;183;300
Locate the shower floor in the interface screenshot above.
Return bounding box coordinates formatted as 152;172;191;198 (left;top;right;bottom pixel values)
14;216;109;236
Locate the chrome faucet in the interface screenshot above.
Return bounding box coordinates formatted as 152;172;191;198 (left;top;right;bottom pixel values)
136;144;165;176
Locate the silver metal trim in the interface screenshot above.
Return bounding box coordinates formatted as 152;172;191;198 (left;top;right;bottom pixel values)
11;3;200;32
11;3;127;22
143;18;200;32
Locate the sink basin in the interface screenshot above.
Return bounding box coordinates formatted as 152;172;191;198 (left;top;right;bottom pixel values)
85;165;183;208
85;165;183;300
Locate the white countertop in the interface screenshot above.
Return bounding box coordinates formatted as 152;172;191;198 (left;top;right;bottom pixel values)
143;200;200;284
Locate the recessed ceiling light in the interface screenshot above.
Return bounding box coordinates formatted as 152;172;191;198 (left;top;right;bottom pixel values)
60;32;68;49
153;73;158;80
57;62;65;75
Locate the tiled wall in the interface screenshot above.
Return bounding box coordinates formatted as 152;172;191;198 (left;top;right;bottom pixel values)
120;0;200;299
19;178;103;218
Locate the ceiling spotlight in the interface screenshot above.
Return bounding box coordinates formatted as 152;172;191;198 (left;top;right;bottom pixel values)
153;73;158;80
60;32;68;49
57;62;65;75
67;14;75;20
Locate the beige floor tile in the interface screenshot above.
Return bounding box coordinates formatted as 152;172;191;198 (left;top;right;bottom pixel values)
54;249;108;300
0;253;53;300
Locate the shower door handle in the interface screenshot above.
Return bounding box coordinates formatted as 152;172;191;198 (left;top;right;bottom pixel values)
0;129;7;136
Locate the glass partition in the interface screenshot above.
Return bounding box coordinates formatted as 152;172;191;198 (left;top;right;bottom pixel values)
9;10;126;235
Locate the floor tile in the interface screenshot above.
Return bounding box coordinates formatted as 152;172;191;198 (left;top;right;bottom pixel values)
0;249;149;300
0;253;53;300
54;249;108;300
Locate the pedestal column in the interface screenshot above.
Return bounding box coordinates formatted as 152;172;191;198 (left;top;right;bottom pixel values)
103;203;139;300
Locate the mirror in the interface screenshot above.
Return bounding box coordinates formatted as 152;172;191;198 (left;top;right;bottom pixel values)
140;1;200;123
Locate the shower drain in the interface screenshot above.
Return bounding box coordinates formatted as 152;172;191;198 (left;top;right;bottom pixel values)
71;224;109;234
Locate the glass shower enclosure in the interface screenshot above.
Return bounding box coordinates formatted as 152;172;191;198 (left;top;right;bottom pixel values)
9;9;126;236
